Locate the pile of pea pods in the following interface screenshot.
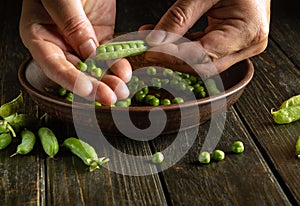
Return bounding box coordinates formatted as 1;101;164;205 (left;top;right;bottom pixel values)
0;92;109;172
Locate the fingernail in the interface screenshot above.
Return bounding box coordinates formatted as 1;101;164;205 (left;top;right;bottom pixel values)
79;39;97;58
146;30;167;45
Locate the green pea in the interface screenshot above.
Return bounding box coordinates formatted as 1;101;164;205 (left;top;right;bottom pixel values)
163;68;173;77
76;61;88;72
172;97;184;104
198;151;211;164
145;95;155;104
149;97;160;106
212;149;225;161
65;92;74;102
135;93;146;103
11;129;36;156
151;78;161;89
90;67;103;78
0;91;24;118
94;101;102;107
58;87;67;96
296;136;300;159
161;79;169;87
151;152;164;164
271;105;300;124
63;137;109;172
177;82;187;91
161;99;171;106
0;133;12;150
231;141;245;153
38;127;59;158
189;76;198;85
205;79;220;95
146;66;157;76
116;100;129;107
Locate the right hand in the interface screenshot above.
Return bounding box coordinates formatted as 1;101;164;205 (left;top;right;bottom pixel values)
20;0;132;105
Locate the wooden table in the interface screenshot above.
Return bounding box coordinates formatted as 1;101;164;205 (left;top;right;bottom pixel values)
1;0;300;205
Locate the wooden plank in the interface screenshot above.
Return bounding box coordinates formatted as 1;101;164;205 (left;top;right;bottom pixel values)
235;40;300;204
0;0;43;205
270;0;300;67
44;121;167;206
150;109;290;205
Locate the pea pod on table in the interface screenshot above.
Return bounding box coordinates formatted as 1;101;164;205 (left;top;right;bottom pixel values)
0;133;12;150
271;104;300;124
63;137;109;172
0;91;23;118
38;127;59;158
11;129;36;157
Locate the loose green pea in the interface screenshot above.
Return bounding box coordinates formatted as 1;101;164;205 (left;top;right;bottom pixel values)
63;137;109;172
146;66;157;76
231;141;245;153
0;91;24;118
58;87;67;96
161;99;171;105
163;68;173;77
149;97;160;106
205;79;220;95
135;93;146;103
94;101;102;107
198;151;211;164
151;152;164;164
172;97;184;104
76;61;88;72
11;129;36;156
90;67;103;78
212;149;225;161
65;92;74;102
116;100;129;107
38;127;59;158
296;136;300;159
0;133;12;150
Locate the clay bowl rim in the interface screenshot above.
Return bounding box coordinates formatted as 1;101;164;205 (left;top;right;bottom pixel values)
18;57;254;112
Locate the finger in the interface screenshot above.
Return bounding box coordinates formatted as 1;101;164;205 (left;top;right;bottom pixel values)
107;58;132;83
138;24;155;31
146;0;218;45
87;78;117;105
41;0;98;59
30;40;94;97
101;74;130;101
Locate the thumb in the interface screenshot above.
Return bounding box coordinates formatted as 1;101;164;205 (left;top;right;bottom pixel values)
41;0;98;59
146;0;217;46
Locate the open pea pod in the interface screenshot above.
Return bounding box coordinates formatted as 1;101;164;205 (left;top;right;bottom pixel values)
0;91;23;118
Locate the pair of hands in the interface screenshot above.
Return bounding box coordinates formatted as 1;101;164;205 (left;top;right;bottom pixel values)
20;0;270;105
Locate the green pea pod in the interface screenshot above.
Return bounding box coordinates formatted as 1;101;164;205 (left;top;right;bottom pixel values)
4;113;38;133
0;133;12;150
296;136;300;159
63;137;109;172
38;127;59;158
11;129;36;157
95;40;148;60
271;105;300;124
280;94;300;109
0;91;23;118
0;120;16;137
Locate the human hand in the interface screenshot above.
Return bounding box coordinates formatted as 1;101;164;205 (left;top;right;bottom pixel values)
20;0;132;105
141;0;270;77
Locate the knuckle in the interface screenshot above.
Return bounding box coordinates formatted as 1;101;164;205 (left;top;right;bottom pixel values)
168;2;193;28
62;15;89;38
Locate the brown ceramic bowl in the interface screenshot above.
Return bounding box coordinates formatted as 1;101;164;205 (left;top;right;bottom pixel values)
18;57;254;136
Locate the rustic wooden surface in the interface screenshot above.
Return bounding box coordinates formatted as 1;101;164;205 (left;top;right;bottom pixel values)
0;0;300;205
